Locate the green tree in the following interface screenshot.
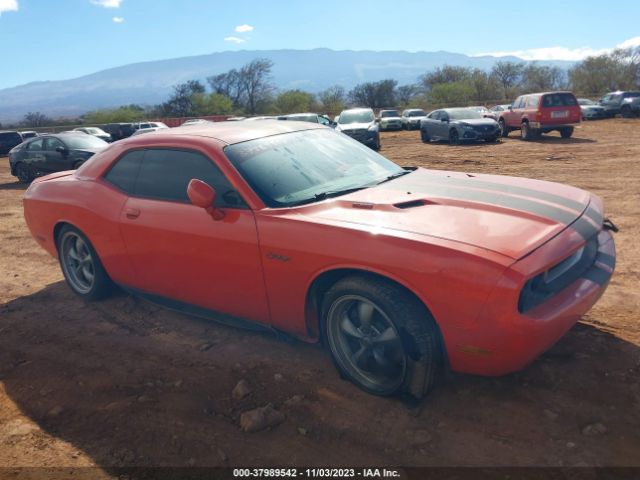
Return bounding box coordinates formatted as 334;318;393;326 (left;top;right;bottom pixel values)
275;89;315;113
83;105;147;124
160;80;207;117
428;82;476;107
419;66;472;91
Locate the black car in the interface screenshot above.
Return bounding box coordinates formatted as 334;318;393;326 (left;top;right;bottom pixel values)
599;91;640;117
102;123;135;141
0;131;23;155
9;132;108;183
420;108;501;145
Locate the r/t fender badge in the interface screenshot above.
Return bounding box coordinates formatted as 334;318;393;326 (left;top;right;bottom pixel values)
266;252;291;262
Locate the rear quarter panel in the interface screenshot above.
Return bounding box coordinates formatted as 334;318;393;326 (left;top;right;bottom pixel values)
23;174;134;284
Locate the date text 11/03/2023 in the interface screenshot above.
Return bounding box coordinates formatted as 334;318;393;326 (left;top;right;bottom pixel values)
232;468;401;478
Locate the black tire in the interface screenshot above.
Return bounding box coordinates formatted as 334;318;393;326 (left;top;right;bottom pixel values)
321;275;441;398
560;127;574;139
15;163;33;183
72;160;85;169
372;135;381;151
449;129;460;145
57;225;114;301
420;128;430;143
488;136;499;143
499;119;509;137
621;106;632;118
521;121;535;141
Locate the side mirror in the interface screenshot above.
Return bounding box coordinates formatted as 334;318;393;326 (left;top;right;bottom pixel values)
56;146;68;155
187;179;225;220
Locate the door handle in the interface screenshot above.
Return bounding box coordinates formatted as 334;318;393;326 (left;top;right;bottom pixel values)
125;208;140;219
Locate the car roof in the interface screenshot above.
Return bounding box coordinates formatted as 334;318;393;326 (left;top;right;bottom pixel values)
132;119;325;145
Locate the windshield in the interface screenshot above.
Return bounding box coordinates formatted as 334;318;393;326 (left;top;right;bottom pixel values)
63;135;108;150
224;129;404;207
380;111;400;118
447;108;483;120
408;110;426;117
338;110;375;124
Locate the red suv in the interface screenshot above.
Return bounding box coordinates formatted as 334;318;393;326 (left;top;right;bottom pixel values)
499;91;581;140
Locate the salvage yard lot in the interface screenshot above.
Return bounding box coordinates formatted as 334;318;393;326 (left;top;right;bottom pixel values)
0;119;639;471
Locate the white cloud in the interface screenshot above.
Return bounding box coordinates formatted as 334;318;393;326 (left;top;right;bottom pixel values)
0;0;18;15
234;24;254;33
224;36;246;44
472;37;640;61
112;16;124;23
90;0;122;8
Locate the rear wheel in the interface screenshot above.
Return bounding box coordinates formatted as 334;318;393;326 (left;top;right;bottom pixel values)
499;119;509;137
621;105;632;118
72;160;85;169
15;163;32;183
521;122;537;141
322;275;440;398
57;225;113;301
560;127;574;139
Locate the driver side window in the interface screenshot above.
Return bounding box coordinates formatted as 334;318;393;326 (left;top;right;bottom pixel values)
44;138;65;151
104;148;246;209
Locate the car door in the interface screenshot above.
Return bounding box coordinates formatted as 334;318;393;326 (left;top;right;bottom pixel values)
109;147;271;325
423;111;440;138
42;137;72;173
434;111;450;139
24;138;46;174
503;96;522;126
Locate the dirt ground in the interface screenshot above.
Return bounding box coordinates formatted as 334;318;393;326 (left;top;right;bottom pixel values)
0;119;639;475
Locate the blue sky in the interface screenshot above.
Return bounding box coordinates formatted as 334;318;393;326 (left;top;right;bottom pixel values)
1;0;639;89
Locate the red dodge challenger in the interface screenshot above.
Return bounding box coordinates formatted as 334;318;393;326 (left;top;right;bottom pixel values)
23;121;616;398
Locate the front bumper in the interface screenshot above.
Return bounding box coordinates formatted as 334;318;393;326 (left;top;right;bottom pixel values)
461;127;500;141
445;227;615;376
380;121;403;130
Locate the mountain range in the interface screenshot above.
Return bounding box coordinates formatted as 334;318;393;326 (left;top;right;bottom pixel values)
0;48;575;122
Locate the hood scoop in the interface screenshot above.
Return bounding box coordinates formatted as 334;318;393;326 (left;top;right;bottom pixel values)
393;199;434;209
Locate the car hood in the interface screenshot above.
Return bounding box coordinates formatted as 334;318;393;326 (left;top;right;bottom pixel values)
337;122;374;131
454;118;499;126
295;168;593;260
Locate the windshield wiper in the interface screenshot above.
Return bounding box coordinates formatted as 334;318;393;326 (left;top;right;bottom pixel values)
376;170;411;185
287;186;369;207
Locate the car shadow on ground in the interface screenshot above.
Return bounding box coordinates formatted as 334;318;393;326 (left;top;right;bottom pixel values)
511;136;596;145
423;140;503;148
1;282;639;469
0;181;28;191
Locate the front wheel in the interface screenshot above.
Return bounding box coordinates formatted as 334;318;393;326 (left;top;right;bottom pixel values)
57;225;114;301
560;127;574;139
73;160;85;169
420;128;430;143
322;275;440;398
